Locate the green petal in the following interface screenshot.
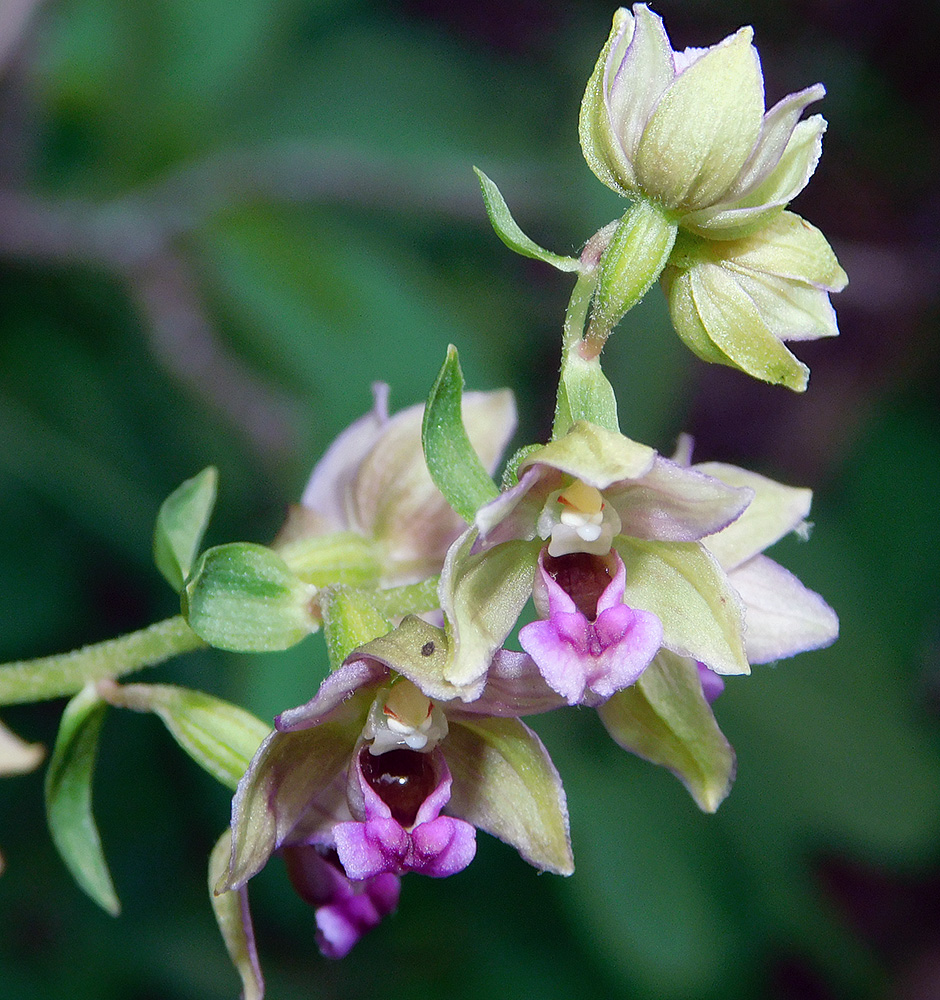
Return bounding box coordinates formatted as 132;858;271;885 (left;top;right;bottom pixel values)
520;421;656;489
579;7;636;195
635;29;764;210
447;715;573;874
439;530;538;697
598;650;735;811
45;685;120;915
695;462;812;570
616;537;750;675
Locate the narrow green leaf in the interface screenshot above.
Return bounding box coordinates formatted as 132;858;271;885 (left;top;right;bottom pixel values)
103;683;270;790
474;168;582;272
447;715;573;875
209;830;264;1000
153;467;218;592
182;543;319;652
44;685;120;915
422;346;500;523
598;650;736;812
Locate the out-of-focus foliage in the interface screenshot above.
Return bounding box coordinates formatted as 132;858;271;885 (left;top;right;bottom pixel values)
0;1;938;998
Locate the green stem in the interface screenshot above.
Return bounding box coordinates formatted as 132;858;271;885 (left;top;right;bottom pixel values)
369;576;441;618
0;616;206;706
561;268;598;355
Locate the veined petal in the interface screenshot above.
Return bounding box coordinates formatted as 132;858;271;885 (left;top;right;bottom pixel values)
580;7;637;194
722;212;848;291
662;265;736;366
598;649;735;812
446;716;573;875
724;85;825;202
606;455;753;541
689;261;810;390
276;659;387;732
453;650;567;718
727;269;840;341
695;462;812;570
606;5;676;166
616;537;750;675
635;28;764;210
728;554;838;662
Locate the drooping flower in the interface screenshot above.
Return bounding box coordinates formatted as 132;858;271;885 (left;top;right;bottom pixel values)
219;645;572;966
275;382;516;588
578;5;846;388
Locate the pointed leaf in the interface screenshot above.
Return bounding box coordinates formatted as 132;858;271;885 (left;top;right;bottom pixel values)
183;543;319;652
422;346;501;523
446;715;573;874
153;466;218;592
598;650;735;811
44;685;120;915
474;168;581;272
103;683;269;790
209;830;264;1000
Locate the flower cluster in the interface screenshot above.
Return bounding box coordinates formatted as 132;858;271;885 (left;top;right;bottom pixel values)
212;376;836;983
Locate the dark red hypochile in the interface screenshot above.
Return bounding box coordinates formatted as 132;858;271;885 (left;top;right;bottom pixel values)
360;747;436;828
542;552;613;620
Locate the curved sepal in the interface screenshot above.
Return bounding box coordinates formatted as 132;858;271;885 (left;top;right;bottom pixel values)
597;649;735;812
153;466;218;592
321;588;392;671
446;716;573;875
474;168;581;272
44;685;120;915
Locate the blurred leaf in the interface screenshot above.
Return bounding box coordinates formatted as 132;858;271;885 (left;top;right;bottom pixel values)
44;684;120;916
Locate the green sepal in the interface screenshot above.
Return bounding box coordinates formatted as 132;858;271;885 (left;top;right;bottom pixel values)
592;200;677;337
209;830;264;1000
321;588;392;671
224;709;366;890
153;466;218;592
439;530;538;696
501;443;544;489
616;537;750;676
554;351;620;438
44;684;120;916
447;715;573;875
101;683;270;790
183;543;319;652
422;346;501;523
474;168;582;273
597;650;736;812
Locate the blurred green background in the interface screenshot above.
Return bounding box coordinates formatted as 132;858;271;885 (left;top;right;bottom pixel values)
1;1;938;997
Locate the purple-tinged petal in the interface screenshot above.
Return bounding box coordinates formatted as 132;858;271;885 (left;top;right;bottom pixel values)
607;456;753;542
300;383;391;529
408;817;477;877
697;662;725;703
606;4;675;166
283;845;399;959
455;649;567;718
474;466;548;548
275;659;387;732
333;818;409;880
728;554;838;662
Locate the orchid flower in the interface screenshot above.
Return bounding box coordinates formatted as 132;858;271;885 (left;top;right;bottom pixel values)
219;642;571;968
